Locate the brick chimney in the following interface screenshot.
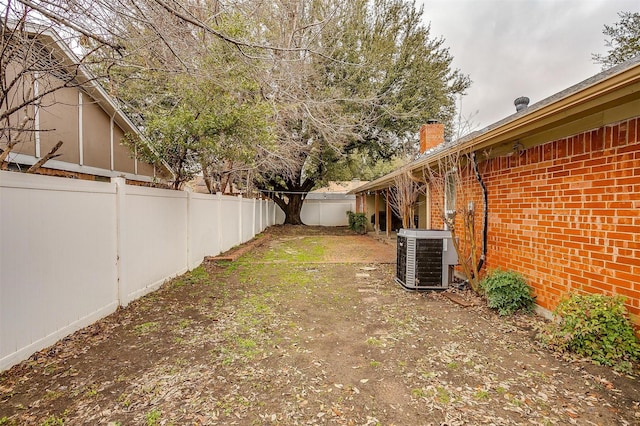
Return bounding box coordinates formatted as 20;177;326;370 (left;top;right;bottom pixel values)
419;120;445;153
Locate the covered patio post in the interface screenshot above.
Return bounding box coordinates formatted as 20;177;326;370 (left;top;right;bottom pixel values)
385;188;391;237
374;191;380;234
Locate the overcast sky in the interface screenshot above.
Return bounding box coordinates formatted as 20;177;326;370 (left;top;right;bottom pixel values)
417;0;639;131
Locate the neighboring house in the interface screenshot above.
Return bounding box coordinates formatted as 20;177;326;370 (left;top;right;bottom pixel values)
185;176;219;194
352;56;640;324
1;21;171;184
185;176;245;195
310;180;369;194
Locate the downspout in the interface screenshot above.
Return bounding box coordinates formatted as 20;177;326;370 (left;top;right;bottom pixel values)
472;152;487;274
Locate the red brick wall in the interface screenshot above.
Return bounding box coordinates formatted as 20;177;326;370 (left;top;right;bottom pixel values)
427;159;487;280
481;117;640;323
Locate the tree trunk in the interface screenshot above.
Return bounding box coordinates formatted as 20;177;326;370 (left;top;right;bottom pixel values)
203;174;214;193
273;193;306;225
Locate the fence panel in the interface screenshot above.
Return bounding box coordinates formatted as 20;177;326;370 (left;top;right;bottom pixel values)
254;199;262;234
218;195;241;253
262;200;267;231
121;185;188;304
0;172;118;370
188;193;221;269
275;202;286;224
1;172;336;370
241;198;254;243
260;199;268;232
301;196;355;226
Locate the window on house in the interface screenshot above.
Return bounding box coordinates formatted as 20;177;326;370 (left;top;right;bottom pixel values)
445;171;456;217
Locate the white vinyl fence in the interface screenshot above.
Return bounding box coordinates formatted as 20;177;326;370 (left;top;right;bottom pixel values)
0;172;280;370
301;193;356;226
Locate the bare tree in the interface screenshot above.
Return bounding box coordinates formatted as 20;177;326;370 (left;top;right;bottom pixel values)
423;147;488;292
253;0;470;224
16;0;321;66
6;0;469;208
387;168;426;229
251;0;364;223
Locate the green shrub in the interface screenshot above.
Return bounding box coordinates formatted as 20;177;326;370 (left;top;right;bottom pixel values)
538;293;640;372
480;269;535;316
346;211;367;234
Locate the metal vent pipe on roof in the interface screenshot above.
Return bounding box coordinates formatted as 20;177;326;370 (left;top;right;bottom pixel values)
514;96;530;112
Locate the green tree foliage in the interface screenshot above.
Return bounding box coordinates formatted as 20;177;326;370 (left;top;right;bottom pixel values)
326;0;469;156
593;11;640;70
253;0;470;224
116;14;274;191
17;0;469;212
322;150;405;184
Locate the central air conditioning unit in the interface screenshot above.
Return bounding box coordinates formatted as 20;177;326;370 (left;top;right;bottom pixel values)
396;229;458;290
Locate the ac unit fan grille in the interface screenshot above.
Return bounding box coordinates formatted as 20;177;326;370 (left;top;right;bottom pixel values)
395;229;456;290
414;238;443;287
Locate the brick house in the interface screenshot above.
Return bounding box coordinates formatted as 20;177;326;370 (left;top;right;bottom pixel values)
352;55;640;324
1;21;171;184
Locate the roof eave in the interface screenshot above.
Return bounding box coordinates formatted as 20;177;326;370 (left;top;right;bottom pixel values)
352;57;640;194
12;21;176;180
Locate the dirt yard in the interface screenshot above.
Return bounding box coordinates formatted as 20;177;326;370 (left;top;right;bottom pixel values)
1;225;639;425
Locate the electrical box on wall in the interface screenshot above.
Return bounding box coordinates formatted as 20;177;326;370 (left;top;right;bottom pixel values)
396;229;458;290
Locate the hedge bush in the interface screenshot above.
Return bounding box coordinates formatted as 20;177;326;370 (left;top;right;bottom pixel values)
538;293;640;372
346;211;367;234
480;269;535;316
